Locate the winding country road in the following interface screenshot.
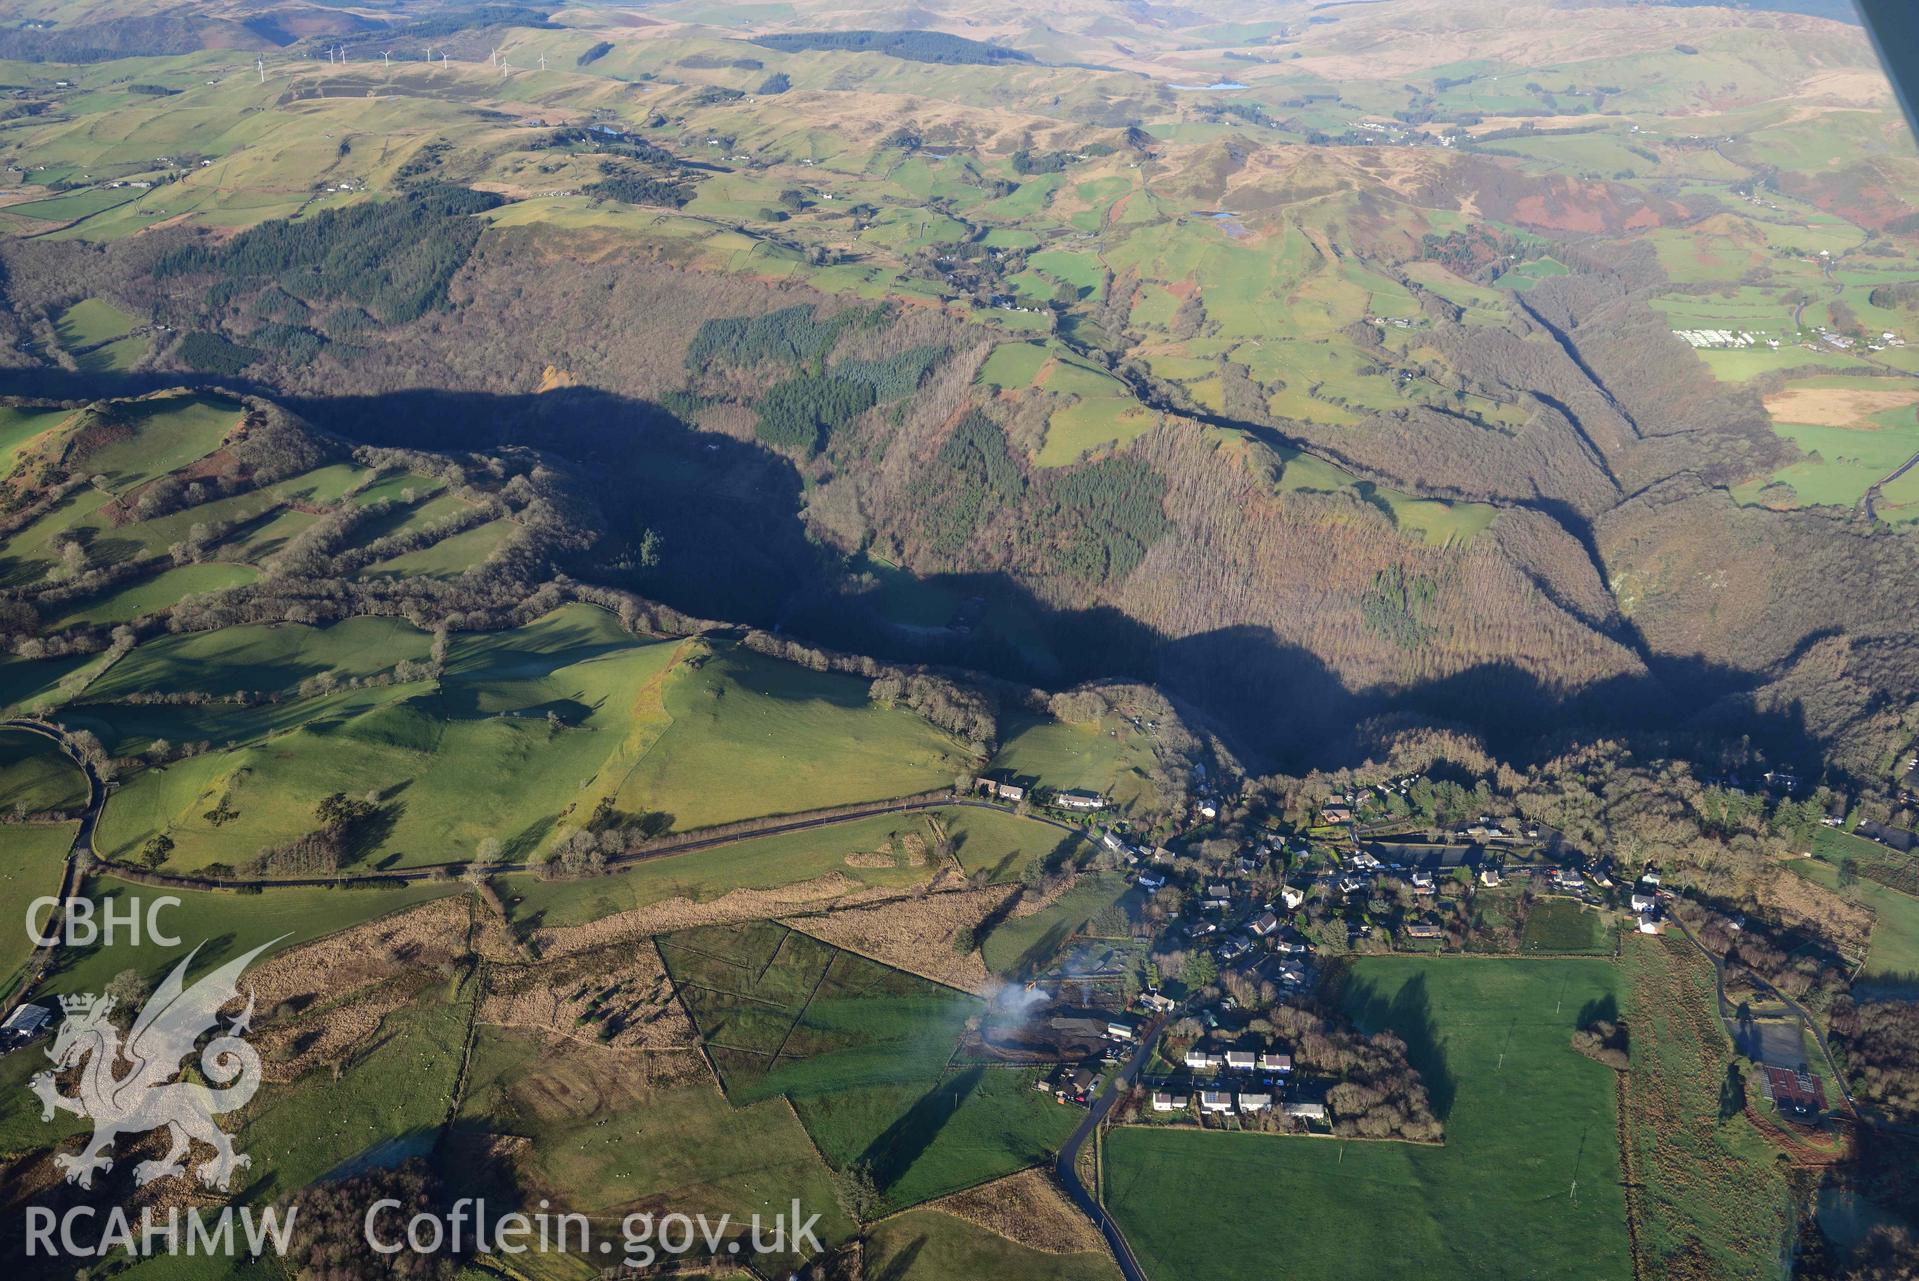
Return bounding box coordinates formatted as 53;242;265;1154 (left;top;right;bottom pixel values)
1054;1017;1162;1281
0;717;107;1015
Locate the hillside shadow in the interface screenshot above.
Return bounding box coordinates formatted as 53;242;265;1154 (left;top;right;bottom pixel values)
1346;969;1458;1122
0;369;1839;780
1577;992;1620;1027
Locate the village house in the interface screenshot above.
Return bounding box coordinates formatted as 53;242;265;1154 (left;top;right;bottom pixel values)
1185;1049;1223;1070
975;777;1026;803
1225;1050;1256;1070
1285;1100;1328;1121
1258;1051;1293;1073
1137;990;1176;1014
1404;921;1443;940
1637;912;1662;935
1319;803;1353;825
1137;870;1167;892
1200;1091;1234;1114
1057;789;1107;812
1237;1092;1273;1112
1479;866;1503;887
1552;867;1585;891
1410;870;1434;890
1151;1091;1189;1112
1631;890;1658;913
1250;910;1280;937
1280;884;1307;910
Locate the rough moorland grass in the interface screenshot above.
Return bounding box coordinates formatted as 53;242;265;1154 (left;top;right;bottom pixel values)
1106;957;1632;1281
612;642;971;831
457;1025;856;1242
0;822;76;1001
236;994;470;1198
501;810;958;930
43;875;465;998
864;1209;1122;1281
1621;935;1791;1279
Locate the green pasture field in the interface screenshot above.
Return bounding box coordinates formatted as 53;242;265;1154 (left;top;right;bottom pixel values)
940;806;1084;882
0;405;72;474
358;517;516;579
0;822;75;1001
980;874;1133;977
237;993;471;1198
1698;346;1864;383
87;616;433;700
271;462;372;506
347;490;475;546
49;561;259;627
1735;409;1919;512
456;1026;856;1243
977;341;1051;390
90;608;683;869
0;185;142;227
1812;823;1919;895
864;1209;1122;1281
988;712;1159;812
1037;398;1158;467
0;650;103;715
52;296;136;339
1621;935;1791;1277
660;920;1074;1212
351;470;447;507
1519;898;1611;954
1106;957;1631;1281
75;392;241;494
1791;856;1919;996
610;642;971;831
0;727;88;812
1489;253;1565;289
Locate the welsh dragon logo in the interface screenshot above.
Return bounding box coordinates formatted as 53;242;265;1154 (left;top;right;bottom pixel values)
28;940;278;1191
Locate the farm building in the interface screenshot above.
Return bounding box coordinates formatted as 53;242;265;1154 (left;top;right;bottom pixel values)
1760;1066;1826;1119
1;1003;51;1046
